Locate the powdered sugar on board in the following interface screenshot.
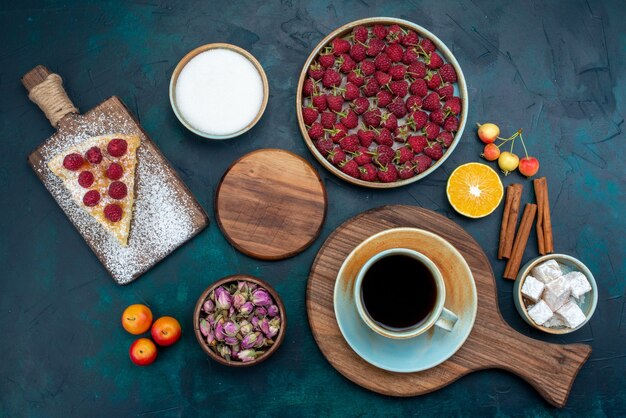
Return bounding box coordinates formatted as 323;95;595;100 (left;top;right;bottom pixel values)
30;99;209;284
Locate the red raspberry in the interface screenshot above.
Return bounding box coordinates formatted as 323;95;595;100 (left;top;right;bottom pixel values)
386;44;404;62
437;131;455;148
108;181;128;200
420;38;436;54
339;159;360;178
408;111;428;130
319;51;335;68
406;95;423;112
362;77;380;97
409;78;428;97
302;78;316;96
359;163;378;182
320;111;337;129
78;171;95;188
372;25;388;40
352;25;369;44
386;24;405;44
85;147;103;164
329;123;348;142
357;128;376;147
343;83;360;101
327;147;347;166
436;84;454;100
402;48;419;65
362;108;382;128
422;92;441;111
429;109;446;126
332;38;351;55
407;135;427;153
394;125;411;142
326;94;344;112
82;190;100;207
395;147;413;164
381;112;398;130
377;164;399;183
424;122;440;139
375;71;392;86
106;162;123;180
315;138;334;156
444;116;460;133
308;62;324;80
63;153;84;171
374;53;391;71
322;69;341;88
376;128;393;146
349;43;367;62
339;54;356;73
444;97;462;115
402;31;419;47
407;61;426;79
398;163;416;180
366;38;386;57
338;109;358;129
427;52;444;69
360;60;376;76
302;106;319;125
308;123;324;140
389;65;406;81
427;73;443;90
339;135;360;153
373;144;394;166
352;146;373;165
424;142;444;160
347;69;365;86
376;89;393;107
107;138;128;157
312;93;327;111
387;97;407;118
414;154;433;173
439;63;457;83
104;203;123;222
389;80;408;97
352;96;370;115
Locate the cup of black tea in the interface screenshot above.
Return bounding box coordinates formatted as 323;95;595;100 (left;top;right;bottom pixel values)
354;248;458;339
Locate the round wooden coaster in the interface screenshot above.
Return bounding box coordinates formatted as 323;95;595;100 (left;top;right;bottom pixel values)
215;149;327;260
307;205;590;407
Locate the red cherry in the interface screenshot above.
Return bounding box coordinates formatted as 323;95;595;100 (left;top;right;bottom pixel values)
108;181;128;200
83;190;100;207
78;171;95;188
63;153;84;171
107;138;128;157
85;147;103;164
104;204;123;222
106;163;123;180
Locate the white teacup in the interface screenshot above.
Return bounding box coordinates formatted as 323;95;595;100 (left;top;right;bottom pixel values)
354;248;458;339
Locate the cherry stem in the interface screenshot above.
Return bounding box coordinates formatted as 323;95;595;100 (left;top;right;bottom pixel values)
519;132;529;159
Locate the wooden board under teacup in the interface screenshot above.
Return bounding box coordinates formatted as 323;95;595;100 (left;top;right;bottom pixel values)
23;65;209;284
307;205;591;407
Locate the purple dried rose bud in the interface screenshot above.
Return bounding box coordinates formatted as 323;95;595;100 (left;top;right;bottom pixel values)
241;332;261;350
217;344;231;359
203;299;215;313
206;330;216;346
237;349;260;362
254;333;265;348
240;302;254;316
252;289;272;307
267;317;281;338
255;307;267;317
247;283;258;292
233;293;247;309
239;320;253;336
267;305;279;317
199;319;210;337
215;321;226;341
215;286;232;310
237;281;249;293
223;321;239;337
224;336;239;346
260;317;270;336
229;306;235;317
251;316;260;329
207;313;216;326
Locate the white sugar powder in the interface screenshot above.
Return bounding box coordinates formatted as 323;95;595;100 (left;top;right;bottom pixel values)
175;48;264;136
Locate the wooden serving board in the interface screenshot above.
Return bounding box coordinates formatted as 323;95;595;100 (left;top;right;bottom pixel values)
307;205;591;407
24;66;209;284
215;149;327;260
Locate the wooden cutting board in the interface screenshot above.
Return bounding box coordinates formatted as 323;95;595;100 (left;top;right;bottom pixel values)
307;205;591;407
215;149;327;260
23;65;209;284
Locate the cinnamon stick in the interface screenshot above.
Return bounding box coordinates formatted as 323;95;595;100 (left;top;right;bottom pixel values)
543;179;554;253
498;184;522;259
534;178;546;255
504;203;537;280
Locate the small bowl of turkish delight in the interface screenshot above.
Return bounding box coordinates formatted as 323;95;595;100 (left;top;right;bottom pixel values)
514;254;597;334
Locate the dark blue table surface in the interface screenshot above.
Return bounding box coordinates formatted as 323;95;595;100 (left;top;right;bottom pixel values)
1;0;624;416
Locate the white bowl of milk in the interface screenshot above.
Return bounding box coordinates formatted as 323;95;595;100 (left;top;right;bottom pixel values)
170;43;269;139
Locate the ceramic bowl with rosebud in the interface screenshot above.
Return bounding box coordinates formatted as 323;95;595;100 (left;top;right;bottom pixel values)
193;274;287;367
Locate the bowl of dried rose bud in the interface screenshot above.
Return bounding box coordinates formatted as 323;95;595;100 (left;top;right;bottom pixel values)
193;274;286;366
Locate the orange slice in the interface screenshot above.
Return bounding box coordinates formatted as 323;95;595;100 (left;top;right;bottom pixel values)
446;163;503;218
